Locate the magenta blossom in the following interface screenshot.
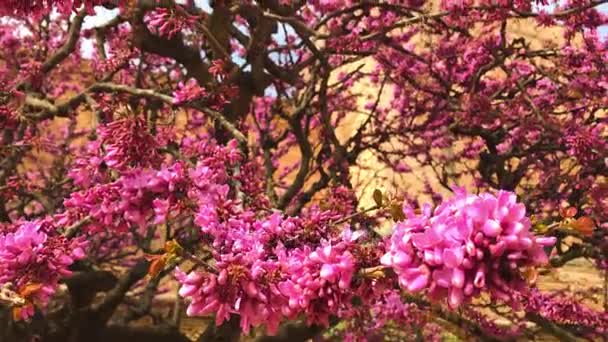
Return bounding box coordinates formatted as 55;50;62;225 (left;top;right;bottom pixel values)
277;233;358;327
382;188;555;308
0;220;87;319
145;7;199;39
173;79;208;105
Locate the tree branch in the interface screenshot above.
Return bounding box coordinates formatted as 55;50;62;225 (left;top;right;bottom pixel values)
526;313;586;342
25;82;248;147
254;322;324;342
91;259;150;324
41;9;87;74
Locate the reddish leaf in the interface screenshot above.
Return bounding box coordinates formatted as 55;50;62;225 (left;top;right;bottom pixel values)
12;306;22;321
570;216;595;236
148;256;166;278
559;206;577;218
18;283;42;299
12;303;32;321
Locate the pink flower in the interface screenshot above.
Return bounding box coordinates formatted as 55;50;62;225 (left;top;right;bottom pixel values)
145;7;199;39
382;188;555;308
98;117;160;170
173;79;208;105
563;124;607;165
0;220;88;319
277;238;357;326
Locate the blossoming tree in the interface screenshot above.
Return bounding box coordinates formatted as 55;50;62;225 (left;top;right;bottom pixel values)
0;0;607;341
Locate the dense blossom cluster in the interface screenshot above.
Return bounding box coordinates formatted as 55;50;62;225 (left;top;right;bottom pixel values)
0;87;20;130
145;7;199;39
381;189;556;308
64;160;189;233
0;0;104;16
174;140;366;333
514;289;608;336
0;220;87;319
563;124;608;165
337;287;430;342
97;116;160;169
176;225;363;334
172;79;208;105
173;70;238;111
277;234;358;326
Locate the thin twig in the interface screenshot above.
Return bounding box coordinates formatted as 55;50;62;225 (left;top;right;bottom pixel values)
64;215;92;238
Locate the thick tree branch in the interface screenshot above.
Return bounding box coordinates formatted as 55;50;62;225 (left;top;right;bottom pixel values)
91;259;149;324
131;8;212;85
526;313;586;342
277;116;312;209
64;270;117;309
254;322;324;342
25;82;248;146
550;244;596;268
41;9;87;74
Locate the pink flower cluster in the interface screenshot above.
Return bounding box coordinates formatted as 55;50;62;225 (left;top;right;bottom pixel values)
515;289;608;336
174;140;363;334
145;7;199;39
172;75;238;110
176;225;361;334
173;79;208;105
278;236;357;326
464;308;524;339
563;124;607;165
64;162;188;232
175;238;289;334
0;0;104;17
68;140;108;188
381;188;556;308
0;86;21;130
97;116;160;170
0;220;87;319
